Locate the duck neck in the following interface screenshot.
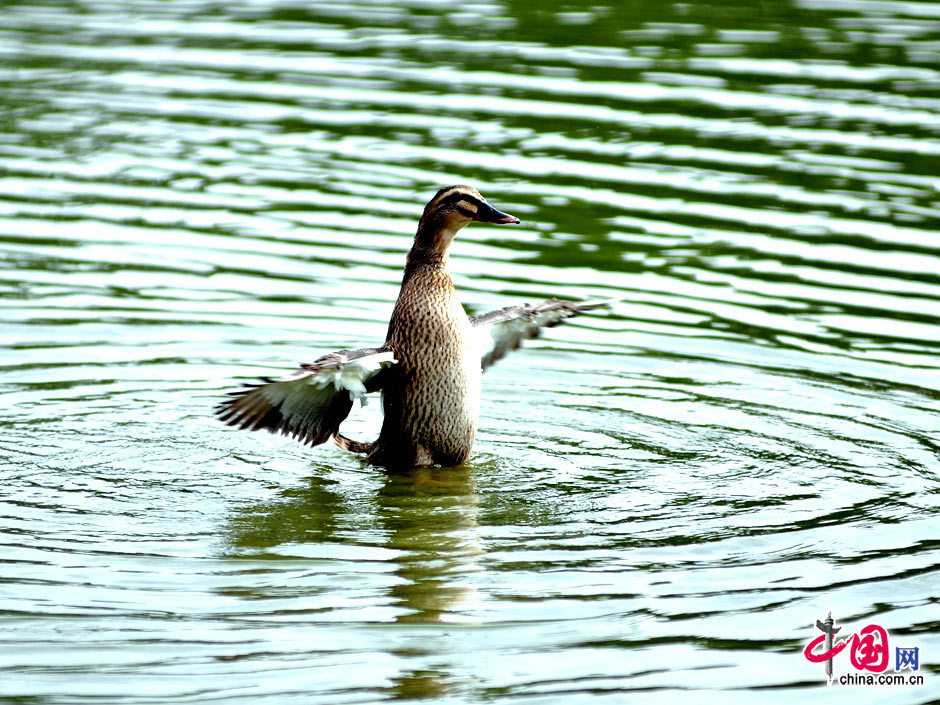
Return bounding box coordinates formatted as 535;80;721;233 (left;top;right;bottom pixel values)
405;218;460;273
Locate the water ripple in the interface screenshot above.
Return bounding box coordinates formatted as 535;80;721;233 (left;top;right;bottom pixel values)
1;0;938;703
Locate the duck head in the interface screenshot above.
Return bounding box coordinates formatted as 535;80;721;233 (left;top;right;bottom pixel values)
409;185;520;266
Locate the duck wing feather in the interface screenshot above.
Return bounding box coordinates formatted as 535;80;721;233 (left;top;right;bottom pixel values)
215;347;396;446
470;299;608;371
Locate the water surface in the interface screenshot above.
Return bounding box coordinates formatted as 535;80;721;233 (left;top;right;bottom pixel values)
1;0;939;702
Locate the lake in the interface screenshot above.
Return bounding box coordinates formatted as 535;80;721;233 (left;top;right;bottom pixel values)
1;0;938;702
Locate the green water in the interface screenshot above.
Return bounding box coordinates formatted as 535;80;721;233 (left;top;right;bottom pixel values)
1;0;938;702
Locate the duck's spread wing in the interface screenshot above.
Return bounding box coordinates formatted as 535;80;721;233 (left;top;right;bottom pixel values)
216;347;396;446
470;299;607;371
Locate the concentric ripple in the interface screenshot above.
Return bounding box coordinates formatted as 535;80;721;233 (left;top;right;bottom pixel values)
0;0;938;703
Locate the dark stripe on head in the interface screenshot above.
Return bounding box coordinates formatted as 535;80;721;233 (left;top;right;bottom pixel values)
433;184;463;200
441;192;483;208
422;185;460;219
421;185;483;221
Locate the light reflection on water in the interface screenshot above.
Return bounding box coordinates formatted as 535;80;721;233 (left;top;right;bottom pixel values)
0;0;938;702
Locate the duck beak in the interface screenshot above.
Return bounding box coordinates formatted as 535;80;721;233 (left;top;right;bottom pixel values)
477;201;520;225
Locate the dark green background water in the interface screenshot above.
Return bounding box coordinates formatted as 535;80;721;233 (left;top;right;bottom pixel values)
1;0;938;702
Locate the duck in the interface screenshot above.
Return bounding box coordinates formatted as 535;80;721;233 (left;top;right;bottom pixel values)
216;185;605;471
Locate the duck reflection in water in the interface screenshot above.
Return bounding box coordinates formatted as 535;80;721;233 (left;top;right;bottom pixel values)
378;465;484;624
224;464;483;696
